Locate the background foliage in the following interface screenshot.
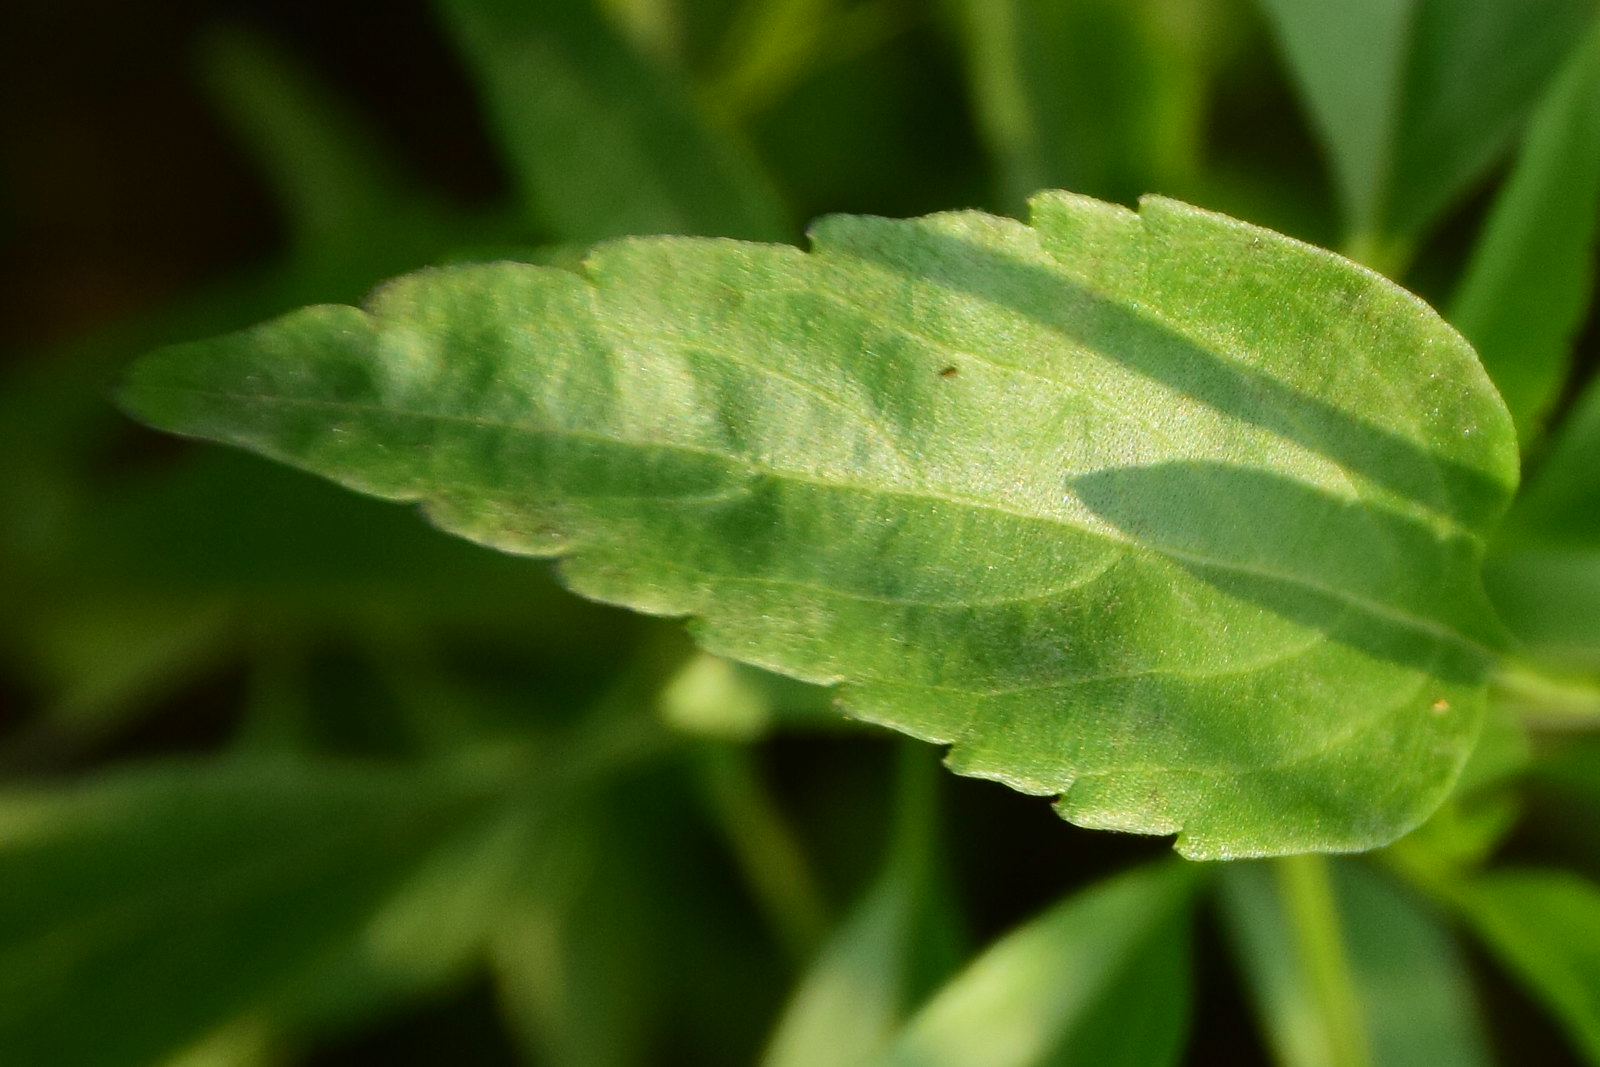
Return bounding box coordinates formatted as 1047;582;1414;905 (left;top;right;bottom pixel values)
4;0;1600;1064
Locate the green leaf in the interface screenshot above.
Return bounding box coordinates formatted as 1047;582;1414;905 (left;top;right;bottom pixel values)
490;804;656;1067
1484;556;1600;675
1504;379;1600;550
873;861;1195;1067
1459;869;1600;1064
1448;11;1600;443
1383;0;1595;243
196;27;440;257
951;0;1216;213
1252;0;1415;246
21;598;233;735
705;0;890;122
193;24;511;300
267;799;537;1039
1385;695;1528;876
1485;377;1600;672
1220;858;1491;1067
762;746;959;1067
157;1017;279;1067
436;0;789;242
0;760;501;1067
1256;0;1593;254
118;191;1518;858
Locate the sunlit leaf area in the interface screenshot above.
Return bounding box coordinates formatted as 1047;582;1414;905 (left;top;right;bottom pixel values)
6;1;1600;1064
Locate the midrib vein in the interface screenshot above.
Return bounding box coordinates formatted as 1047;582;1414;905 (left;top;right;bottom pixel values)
155;384;1491;659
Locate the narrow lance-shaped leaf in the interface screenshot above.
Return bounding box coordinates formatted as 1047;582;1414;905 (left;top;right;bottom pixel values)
1449;10;1600;444
952;0;1213;213
119;191;1518;858
762;745;959;1067
1252;0;1416;246
196;27;438;256
1383;0;1596;245
0;760;501;1067
1459;870;1600;1065
1484;374;1600;671
873;861;1197;1067
1219;858;1492;1067
435;0;789;243
1256;0;1593;256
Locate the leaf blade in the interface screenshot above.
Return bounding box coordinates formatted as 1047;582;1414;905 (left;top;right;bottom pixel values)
1485;374;1600;671
436;0;789;243
951;0;1214;213
119;192;1517;857
1448;11;1600;442
873;861;1195;1067
0;760;500;1067
1459;869;1600;1064
1219;858;1492;1067
1256;0;1593;252
1384;0;1596;244
762;746;959;1067
1252;0;1416;243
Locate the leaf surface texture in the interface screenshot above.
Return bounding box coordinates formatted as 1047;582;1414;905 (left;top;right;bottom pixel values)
120;192;1517;857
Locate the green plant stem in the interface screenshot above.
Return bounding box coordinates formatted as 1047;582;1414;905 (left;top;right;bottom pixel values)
1275;853;1373;1067
696;742;830;963
1492;661;1600;730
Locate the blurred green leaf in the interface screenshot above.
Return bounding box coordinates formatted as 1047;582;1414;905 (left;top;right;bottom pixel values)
1454;694;1532;797
276;797;537;1039
707;0;905;122
1500;377;1600;551
1220;858;1491;1067
1460;869;1600;1064
1485;378;1600;674
0;12;551;754
197;27;452;259
489;782;732;1067
19;598;233;732
874;861;1195;1067
0;760;505;1067
157;1017;280;1067
1529;735;1600;801
119;192;1517;857
436;0;790;241
597;0;684;63
762;746;959;1067
1448;11;1600;444
1222;856;1371;1067
1256;0;1593;258
952;0;1216;213
490;806;622;1067
1252;0;1415;249
1383;0;1596;244
1483;555;1600;676
695;742;830;960
194;24;511;301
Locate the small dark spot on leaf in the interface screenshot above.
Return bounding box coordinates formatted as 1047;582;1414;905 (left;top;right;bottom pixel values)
939;365;959;378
